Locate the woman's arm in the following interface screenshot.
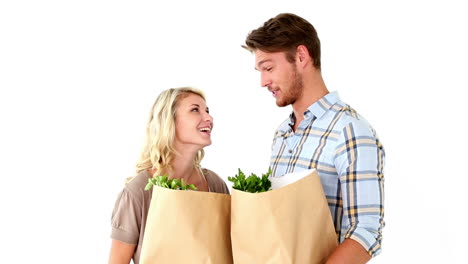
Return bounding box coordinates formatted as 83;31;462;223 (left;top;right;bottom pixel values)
108;239;136;264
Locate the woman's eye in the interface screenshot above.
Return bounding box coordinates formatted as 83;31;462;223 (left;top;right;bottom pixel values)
266;67;272;72
191;108;199;112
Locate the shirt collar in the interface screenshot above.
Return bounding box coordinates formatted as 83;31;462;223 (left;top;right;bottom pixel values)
288;91;341;124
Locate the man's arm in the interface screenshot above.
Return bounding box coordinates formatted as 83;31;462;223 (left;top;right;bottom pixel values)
326;239;371;264
333;119;385;261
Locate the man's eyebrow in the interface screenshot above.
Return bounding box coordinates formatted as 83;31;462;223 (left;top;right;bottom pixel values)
255;59;271;71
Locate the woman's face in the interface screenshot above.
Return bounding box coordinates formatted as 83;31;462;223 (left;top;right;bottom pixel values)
174;93;213;150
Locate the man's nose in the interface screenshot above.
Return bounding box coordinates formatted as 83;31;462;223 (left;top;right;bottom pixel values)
261;73;271;88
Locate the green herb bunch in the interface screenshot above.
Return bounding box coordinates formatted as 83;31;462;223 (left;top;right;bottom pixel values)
145;175;197;191
228;168;272;193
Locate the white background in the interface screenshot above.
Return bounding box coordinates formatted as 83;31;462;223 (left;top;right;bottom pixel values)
1;0;466;263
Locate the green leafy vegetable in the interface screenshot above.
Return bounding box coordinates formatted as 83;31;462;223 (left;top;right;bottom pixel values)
228;168;272;193
145;175;198;191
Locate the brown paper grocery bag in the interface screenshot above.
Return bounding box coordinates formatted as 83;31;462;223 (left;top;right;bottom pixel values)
140;186;233;264
231;170;337;264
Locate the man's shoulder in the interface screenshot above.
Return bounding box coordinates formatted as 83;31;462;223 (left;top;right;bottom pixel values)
331;104;379;138
274;117;292;133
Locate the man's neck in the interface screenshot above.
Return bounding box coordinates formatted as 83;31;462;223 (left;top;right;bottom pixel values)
291;71;328;131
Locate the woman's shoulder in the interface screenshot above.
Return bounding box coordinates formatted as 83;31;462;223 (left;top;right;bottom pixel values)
124;170;152;195
202;168;230;194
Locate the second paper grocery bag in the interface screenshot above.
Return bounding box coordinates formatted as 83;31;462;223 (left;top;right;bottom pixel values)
230;169;337;264
140;186;233;264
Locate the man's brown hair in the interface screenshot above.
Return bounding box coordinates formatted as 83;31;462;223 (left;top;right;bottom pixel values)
244;13;321;69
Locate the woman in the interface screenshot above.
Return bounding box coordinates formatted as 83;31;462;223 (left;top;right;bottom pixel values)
108;87;229;264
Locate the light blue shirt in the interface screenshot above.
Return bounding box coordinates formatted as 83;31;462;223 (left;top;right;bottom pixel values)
270;91;385;256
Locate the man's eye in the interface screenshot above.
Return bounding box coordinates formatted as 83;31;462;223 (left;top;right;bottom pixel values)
266;67;272;72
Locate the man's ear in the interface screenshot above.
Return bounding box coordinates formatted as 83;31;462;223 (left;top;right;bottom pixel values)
296;45;312;67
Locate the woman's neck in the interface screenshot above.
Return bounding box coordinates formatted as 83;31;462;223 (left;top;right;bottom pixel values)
149;145;207;190
170;153;197;180
170;149;207;191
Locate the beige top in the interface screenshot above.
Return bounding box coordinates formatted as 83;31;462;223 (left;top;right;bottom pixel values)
110;169;230;264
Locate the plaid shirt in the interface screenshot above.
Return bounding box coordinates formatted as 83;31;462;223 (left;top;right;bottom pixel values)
270;91;385;256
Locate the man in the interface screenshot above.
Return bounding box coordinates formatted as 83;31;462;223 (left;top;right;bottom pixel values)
243;13;385;263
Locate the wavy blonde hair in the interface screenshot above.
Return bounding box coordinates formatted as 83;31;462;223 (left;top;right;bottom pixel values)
135;87;206;175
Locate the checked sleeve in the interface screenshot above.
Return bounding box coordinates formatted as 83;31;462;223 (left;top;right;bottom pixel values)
334;120;385;257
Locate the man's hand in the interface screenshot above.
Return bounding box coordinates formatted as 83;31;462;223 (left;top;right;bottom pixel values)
326;239;371;264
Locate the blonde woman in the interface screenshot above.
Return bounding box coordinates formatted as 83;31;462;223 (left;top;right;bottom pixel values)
108;87;229;264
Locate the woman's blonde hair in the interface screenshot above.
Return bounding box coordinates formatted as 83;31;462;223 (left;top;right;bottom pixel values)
135;87;206;174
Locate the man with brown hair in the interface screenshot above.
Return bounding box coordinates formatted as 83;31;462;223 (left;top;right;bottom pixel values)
244;13;385;263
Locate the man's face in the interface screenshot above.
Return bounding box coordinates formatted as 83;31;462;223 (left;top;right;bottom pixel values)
255;50;303;107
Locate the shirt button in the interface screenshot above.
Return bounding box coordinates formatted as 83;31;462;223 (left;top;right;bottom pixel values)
288;149;293;154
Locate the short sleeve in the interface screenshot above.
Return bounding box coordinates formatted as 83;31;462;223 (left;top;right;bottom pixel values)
110;188;142;245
